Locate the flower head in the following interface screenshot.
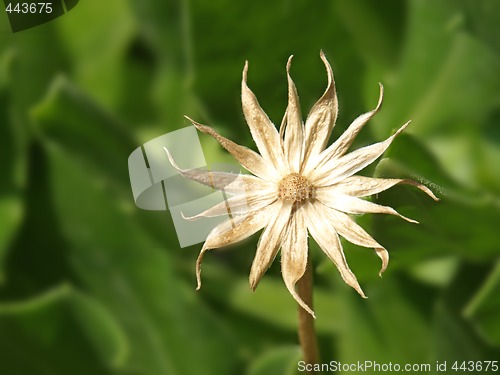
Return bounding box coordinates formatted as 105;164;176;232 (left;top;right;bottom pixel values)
165;51;438;317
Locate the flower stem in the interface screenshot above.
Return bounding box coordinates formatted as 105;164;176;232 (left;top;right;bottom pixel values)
297;258;320;371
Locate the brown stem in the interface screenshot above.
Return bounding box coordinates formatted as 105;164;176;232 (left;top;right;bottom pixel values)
297;258;320;372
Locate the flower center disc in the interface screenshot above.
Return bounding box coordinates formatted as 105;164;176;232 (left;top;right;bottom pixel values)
278;173;314;203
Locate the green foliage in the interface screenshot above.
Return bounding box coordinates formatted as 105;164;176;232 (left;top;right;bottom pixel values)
0;0;499;374
466;262;500;346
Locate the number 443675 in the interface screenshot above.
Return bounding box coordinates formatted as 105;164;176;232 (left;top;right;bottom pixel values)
452;361;498;372
6;2;53;14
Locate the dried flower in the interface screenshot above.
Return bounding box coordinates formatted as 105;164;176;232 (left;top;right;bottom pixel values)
165;51;438;317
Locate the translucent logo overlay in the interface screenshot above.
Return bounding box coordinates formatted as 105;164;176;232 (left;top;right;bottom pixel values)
128;127;249;248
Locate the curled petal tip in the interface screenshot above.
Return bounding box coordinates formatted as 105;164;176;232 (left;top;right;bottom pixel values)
376;83;384;110
288;285;316;317
195;247;208;292
403;119;412;127
319;50;330;66
356;285;367;299
359;290;368;299
394;120;411;136
195;273;202;290
283;277;316;317
297;299;316;318
400;214;419;224
426;190;440;202
249;276;259;291
374;247;389;276
426;188;440;202
378;268;386;278
195;274;202;290
185;115;205;128
318;50;334;91
242;61;249;82
184;115;203;128
286;55;294;71
403;179;440;201
163;147;177;167
180;212;199;221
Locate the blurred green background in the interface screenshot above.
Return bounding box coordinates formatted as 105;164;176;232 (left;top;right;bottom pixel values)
1;0;500;374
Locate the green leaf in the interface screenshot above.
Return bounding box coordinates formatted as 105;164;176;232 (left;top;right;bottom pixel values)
247;346;301;375
369;0;500;194
38;133;238;375
334;0;404;69
457;0;500;56
405;33;499;138
31;77;175;246
335;277;431;363
2;23;68;127
431;303;496;366
372;135;500;264
408;257;459;287
32;76;135;187
2;1;500;373
49;143;237;374
0;51;24;283
228;275;342;335
373;0;500;137
465;262;500;346
0;285;113;375
69;290;129;368
0;197;23;284
127;0;198;127
55;0;136;109
430;264;500;365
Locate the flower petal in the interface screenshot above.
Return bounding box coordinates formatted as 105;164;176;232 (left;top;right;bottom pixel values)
242;62;287;174
164;147;274;194
305;83;383;174
182;191;276;220
281;207;315;317
302;51;338;168
326;207;389;276
281;56;304;173
185;117;278;181
328;176;440;201
304;202;366;298
249;201;293;290
316;190;418;223
196;205;275;290
312;121;410;186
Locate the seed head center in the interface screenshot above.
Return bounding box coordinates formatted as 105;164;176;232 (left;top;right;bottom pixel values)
278;173;314;203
